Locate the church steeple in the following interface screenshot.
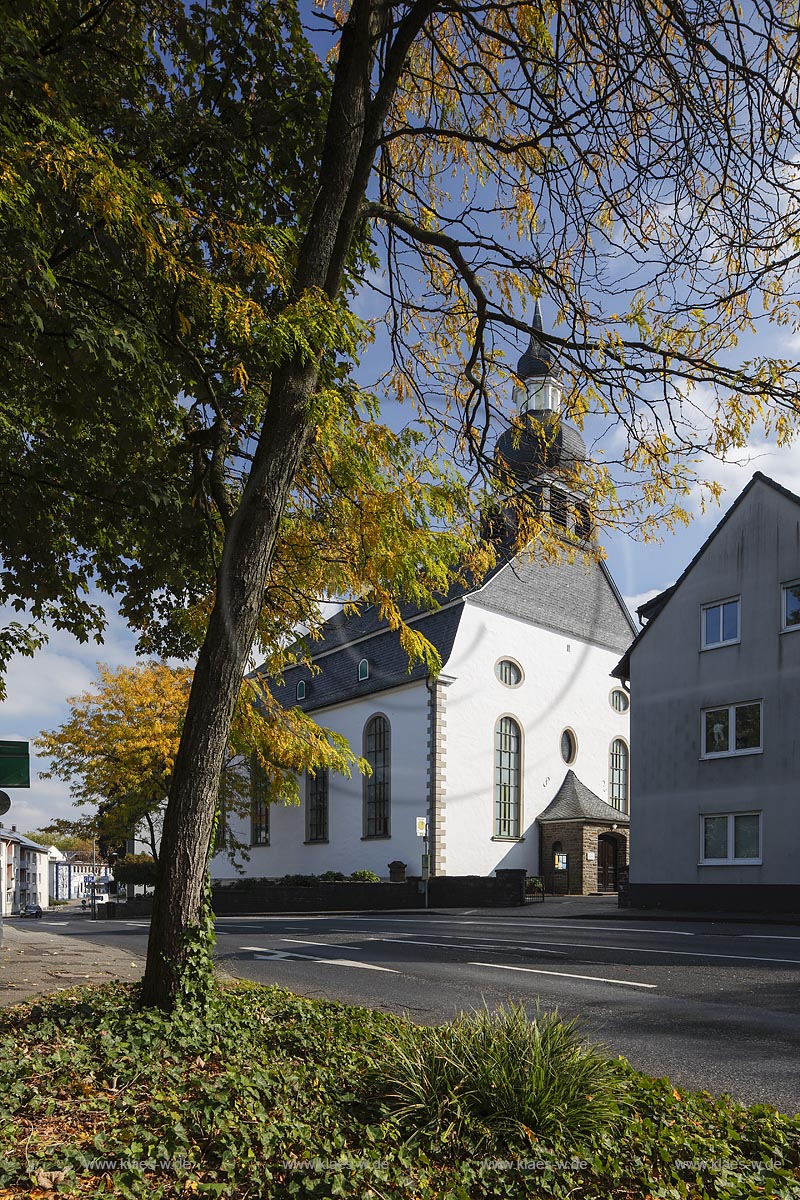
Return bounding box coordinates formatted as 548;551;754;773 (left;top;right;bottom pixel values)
511;299;563;416
495;302;586;494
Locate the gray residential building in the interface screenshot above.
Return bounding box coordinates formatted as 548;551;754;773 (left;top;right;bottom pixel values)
614;472;800;910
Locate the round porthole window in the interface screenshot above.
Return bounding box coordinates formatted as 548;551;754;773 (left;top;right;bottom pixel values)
495;659;523;687
560;728;577;764
610;688;630;713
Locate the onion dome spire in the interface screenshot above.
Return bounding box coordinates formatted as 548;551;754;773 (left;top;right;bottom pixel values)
516;299;554;381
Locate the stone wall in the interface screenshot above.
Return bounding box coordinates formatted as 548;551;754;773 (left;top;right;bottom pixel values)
114;872;526;917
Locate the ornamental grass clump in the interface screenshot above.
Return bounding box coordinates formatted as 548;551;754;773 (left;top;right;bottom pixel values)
377;1003;624;1148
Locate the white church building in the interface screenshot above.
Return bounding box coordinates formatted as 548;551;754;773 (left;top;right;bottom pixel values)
212;308;636;895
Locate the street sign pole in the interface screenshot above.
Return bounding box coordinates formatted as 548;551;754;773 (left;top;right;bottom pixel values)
416;815;429;909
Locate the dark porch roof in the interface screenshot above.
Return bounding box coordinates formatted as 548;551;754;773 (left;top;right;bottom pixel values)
538;770;629;824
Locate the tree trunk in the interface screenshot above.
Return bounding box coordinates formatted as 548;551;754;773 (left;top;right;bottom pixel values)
140;362;319;1006
139;0;413;1008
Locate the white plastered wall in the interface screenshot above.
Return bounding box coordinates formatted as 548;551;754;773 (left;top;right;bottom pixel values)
212;680;430;881
441;600;630;876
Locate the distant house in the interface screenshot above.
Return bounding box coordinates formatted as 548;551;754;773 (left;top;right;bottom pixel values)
0;825;49;912
49;849;103;900
212;308;635;894
614;472;800;911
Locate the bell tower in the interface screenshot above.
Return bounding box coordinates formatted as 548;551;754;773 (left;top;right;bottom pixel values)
492;302;592;542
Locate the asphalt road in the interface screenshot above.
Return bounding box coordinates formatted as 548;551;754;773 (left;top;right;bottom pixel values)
13;909;800;1112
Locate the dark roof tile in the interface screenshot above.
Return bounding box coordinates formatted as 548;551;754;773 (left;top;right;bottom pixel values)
538;770;628;823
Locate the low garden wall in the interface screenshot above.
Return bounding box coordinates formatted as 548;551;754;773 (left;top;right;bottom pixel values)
115;870;526;917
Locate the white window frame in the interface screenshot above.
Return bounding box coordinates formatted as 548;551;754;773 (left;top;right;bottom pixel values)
296;680;306;701
700;700;762;759
699;812;762;865
700;596;740;650
781;579;800;633
495;657;524;688
358;658;369;681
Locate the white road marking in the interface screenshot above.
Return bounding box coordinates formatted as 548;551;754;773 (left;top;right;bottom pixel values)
241;945;398;973
251;951;397;974
490;938;800;966
125;922;151;927
305;957;398;974
42;921;69;926
741;934;800;941
380;937;560;955
280;938;362;951
470;962;657;989
332;916;694;936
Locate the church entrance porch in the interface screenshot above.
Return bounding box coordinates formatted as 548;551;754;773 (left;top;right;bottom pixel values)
537;771;629;896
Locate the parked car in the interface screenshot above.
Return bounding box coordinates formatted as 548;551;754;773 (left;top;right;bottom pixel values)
20;903;42;918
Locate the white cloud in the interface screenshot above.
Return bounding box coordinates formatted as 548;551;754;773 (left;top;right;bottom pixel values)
0;596;139;829
622;588;662;621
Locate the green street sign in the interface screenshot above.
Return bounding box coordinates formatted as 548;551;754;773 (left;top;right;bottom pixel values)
0;741;30;788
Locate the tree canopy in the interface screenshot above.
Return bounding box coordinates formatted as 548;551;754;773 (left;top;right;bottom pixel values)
35;661;364;859
4;0;800;1005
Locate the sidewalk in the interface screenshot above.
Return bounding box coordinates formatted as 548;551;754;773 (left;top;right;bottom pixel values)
0;920;145;1008
476;893;800;924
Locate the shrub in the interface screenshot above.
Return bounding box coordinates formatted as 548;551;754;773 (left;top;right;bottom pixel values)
349;869;381;882
320;870;349;882
278;873;321;887
375;1002;624;1148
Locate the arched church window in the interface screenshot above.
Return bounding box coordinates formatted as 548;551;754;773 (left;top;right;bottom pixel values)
494;716;522;838
363;715;390;837
609;739;629;813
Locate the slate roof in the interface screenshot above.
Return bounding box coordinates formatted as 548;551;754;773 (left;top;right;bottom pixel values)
538;770;629;824
612;471;800;680
470;548;636;653
495;413;586;486
270;602;465;714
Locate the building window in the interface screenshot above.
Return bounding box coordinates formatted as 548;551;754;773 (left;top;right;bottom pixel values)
306;768;329;843
358;658;369;681
494;716;522;838
550;489;568;528
701;597;740;649
363;715;390;838
296;680;306;701
701;813;761;864
560;728;577;764
702;701;762;758
495;658;523;687
250;755;270;846
610;688;629;713
609;738;629;813
574;502;592;541
782;580;800;631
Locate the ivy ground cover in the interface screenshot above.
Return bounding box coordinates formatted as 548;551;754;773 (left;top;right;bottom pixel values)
0;982;797;1199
